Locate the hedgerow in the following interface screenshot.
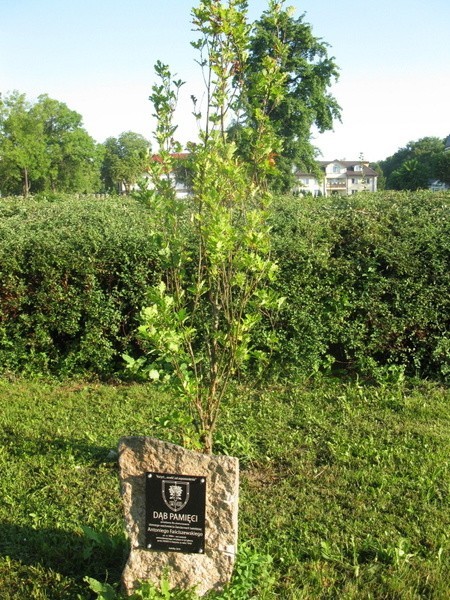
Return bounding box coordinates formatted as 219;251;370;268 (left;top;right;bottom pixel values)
0;191;449;381
270;190;450;381
0;195;159;376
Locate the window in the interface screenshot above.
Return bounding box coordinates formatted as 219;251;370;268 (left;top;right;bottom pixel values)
354;165;362;172
332;164;340;173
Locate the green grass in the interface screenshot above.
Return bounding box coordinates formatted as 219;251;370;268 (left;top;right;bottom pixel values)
1;377;450;598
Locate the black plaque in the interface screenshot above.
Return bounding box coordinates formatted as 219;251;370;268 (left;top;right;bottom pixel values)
145;472;206;554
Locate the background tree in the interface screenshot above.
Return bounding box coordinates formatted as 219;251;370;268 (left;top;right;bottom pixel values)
389;158;430;191
432;149;450;186
230;0;341;192
0;92;47;196
0;92;101;196
380;136;446;190
31;95;102;193
101;131;150;193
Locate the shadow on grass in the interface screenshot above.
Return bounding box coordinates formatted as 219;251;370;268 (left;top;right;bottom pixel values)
1;434;126;583
0;521;127;582
3;426;119;465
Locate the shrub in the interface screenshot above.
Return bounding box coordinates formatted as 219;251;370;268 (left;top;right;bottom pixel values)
270;190;450;381
1;190;449;382
0;195;159;376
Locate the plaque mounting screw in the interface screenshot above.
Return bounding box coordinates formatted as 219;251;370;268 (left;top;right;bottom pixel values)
147;544;152;548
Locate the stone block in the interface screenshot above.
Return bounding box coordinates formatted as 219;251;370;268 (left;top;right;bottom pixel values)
118;436;239;596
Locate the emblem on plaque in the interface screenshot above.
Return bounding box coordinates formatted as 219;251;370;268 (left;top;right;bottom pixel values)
162;480;190;512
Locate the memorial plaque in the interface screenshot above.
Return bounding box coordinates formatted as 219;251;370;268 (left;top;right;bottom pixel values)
145;472;206;554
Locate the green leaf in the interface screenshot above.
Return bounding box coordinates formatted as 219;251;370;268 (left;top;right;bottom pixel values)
84;577;117;600
148;369;160;381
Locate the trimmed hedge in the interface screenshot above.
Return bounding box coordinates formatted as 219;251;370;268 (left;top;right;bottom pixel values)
270;190;450;381
0;190;449;380
0;195;159;376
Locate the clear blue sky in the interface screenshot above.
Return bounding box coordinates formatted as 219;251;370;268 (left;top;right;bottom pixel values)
1;0;449;161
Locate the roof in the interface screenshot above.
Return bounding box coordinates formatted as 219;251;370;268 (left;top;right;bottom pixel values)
318;160;378;176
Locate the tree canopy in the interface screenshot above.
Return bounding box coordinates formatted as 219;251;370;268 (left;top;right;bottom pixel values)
433;149;450;186
229;0;341;192
101;131;150;193
0;92;101;196
380;136;448;190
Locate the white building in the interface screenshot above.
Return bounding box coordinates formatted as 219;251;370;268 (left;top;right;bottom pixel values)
295;160;378;196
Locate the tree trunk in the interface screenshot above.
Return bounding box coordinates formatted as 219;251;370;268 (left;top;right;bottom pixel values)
201;430;214;455
23;167;29;198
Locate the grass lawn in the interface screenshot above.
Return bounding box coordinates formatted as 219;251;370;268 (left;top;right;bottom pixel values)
0;377;449;598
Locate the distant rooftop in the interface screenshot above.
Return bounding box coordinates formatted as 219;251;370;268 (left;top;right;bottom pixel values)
318;160;378;176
